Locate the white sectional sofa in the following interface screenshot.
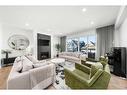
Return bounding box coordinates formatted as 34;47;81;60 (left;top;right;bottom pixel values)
7;56;55;89
59;52;87;63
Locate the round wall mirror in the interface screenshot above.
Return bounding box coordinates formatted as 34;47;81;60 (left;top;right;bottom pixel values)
8;35;30;50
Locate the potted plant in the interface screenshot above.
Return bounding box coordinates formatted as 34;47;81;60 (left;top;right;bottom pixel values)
55;44;61;57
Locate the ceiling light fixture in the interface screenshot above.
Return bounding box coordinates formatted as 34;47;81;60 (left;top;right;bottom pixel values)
82;8;87;12
91;21;94;25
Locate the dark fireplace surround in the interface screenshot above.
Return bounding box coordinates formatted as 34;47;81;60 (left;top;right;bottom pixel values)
37;33;51;60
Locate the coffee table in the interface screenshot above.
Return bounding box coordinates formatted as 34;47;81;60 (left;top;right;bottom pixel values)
50;58;65;84
51;58;65;73
51;58;65;65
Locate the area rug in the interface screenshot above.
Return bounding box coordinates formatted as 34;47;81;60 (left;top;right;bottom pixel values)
53;61;75;89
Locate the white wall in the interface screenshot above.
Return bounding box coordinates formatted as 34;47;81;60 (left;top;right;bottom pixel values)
114;28;120;47
118;18;127;47
0;24;2;68
52;36;60;57
114;7;127;77
1;24;34;58
114;6;127;47
33;30;60;59
67;29;96;39
0;24;60;59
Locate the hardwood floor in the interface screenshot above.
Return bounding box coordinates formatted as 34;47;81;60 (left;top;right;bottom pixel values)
108;74;127;89
0;66;127;90
0;66;12;89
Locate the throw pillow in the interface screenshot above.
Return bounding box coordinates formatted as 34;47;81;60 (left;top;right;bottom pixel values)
74;52;80;58
21;56;34;72
89;65;98;79
25;55;38;64
100;61;107;69
15;60;23;73
14;56;22;63
80;54;86;61
99;56;108;62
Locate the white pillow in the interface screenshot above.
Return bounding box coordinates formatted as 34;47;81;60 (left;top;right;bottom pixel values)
25;55;38;64
14;56;21;63
15;61;23;72
21;56;34;72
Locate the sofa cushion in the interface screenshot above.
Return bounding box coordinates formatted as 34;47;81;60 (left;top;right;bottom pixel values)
61;52;80;58
72;52;80;58
89;65;99;79
66;56;80;61
85;61;103;69
80;54;87;61
81;60;91;68
62;52;70;56
33;62;48;68
67;52;73;56
67;52;79;58
73;69;90;80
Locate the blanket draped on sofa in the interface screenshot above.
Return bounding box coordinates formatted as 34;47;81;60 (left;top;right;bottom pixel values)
29;64;56;89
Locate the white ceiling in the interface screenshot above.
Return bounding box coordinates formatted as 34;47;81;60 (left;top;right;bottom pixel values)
0;6;120;36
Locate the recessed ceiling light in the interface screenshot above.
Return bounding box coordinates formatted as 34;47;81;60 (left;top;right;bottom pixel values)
82;8;87;12
91;21;94;25
25;23;29;26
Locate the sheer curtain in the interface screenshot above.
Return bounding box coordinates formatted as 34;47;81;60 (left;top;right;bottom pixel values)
96;25;114;59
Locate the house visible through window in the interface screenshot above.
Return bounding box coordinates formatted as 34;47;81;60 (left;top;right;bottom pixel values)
66;35;96;59
66;38;78;52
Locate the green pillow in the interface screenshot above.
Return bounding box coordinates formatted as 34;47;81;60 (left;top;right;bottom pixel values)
100;61;107;69
81;60;91;68
86;58;98;62
89;65;98;79
99;57;108;63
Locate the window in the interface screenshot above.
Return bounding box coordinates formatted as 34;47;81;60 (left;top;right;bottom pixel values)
88;35;96;58
66;35;96;59
66;39;72;52
66;38;78;52
79;37;87;54
71;38;78;52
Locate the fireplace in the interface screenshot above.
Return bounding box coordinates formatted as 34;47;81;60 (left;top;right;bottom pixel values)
41;52;49;59
37;33;51;60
